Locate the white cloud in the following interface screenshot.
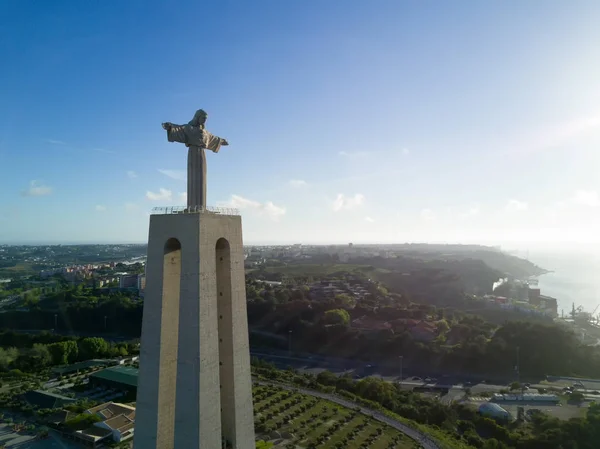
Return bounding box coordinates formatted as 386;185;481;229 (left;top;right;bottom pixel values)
365;216;375;223
402;148;410;155
289;179;308;188
505;199;528;212
127;170;138;179
460;205;480;218
95;205;107;212
220;194;286;221
146;188;172;201
338;150;369;158
158;169;186;181
332;193;365;212
572;190;600;207
420;208;436;222
178;192;186;203
46;139;65;145
125;203;139;212
21;180;52;197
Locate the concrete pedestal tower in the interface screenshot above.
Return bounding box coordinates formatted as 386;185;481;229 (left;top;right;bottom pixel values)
134;207;255;449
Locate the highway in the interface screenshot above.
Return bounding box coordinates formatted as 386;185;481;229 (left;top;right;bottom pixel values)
250;349;600;397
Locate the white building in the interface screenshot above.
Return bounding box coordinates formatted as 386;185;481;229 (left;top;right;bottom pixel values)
479;402;511;420
75;402;136;445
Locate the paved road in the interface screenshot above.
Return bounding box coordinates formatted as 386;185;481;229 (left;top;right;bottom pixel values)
256;380;442;449
251;350;600;396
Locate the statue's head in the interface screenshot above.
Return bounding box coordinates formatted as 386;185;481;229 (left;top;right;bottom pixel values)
189;109;208;127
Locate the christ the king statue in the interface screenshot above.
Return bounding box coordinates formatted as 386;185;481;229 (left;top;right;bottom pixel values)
161;109;229;209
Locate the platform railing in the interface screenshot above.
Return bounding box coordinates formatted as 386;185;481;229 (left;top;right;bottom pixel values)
150;206;240;216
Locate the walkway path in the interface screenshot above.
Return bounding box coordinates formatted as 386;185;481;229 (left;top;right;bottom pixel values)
255;380;442;449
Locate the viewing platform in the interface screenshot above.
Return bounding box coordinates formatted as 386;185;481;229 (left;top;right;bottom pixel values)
150;206;240;216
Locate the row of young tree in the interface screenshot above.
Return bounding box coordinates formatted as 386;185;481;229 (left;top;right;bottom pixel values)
260;364;600;449
0;331;137;373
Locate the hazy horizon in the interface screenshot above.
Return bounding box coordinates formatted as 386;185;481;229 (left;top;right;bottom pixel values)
3;240;600;253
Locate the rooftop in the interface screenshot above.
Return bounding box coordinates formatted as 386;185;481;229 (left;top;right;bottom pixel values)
76;426;113;442
52;359;108;375
89;366;139;387
103;412;135;431
87;402;136;420
24;390;77;409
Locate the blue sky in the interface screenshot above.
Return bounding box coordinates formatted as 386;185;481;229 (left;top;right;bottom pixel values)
1;1;600;246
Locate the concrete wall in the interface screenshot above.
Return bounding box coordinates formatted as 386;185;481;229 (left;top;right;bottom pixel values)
134;236;181;449
134;212;255;449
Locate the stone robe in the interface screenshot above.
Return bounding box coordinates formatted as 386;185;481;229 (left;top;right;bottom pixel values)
163;111;227;208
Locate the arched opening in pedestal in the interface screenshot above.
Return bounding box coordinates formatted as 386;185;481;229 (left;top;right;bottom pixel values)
160;237;181;447
216;237;234;448
163;237;182;311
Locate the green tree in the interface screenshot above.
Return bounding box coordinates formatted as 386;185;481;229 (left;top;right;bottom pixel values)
323;309;350;326
334;294;356;308
78;337;109;360
0;347;19;370
15;344;51;371
65;413;101;431
316;371;338;386
570;391;584;403
436;319;450;333
47;341;78;365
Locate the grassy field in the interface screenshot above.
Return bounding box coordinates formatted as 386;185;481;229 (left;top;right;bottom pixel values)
0;263;35;280
253;385;419;449
260;263;390;277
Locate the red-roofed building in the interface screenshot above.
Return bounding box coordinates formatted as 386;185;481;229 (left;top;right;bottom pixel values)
410;321;437;342
351;315;392;332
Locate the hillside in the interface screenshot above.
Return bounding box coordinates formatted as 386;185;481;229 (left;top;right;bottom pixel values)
378;244;547;278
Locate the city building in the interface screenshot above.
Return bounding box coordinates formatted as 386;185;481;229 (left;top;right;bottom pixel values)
492;393;559;404
137;274;146;291
119;274;139;289
74;402;136;446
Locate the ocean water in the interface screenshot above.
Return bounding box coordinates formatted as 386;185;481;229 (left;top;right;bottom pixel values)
527;249;600;316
